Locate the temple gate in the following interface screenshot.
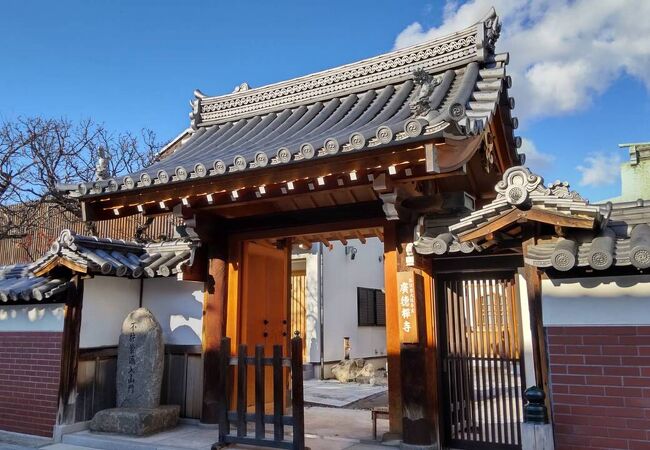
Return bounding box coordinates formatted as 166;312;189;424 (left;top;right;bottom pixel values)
63;9;522;449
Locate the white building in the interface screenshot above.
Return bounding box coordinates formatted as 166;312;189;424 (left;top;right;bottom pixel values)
292;238;386;378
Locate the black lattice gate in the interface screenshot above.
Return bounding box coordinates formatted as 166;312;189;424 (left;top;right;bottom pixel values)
439;274;525;450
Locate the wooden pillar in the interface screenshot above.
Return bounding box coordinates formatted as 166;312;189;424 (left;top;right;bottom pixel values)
383;222;403;434
57;274;84;426
202;234;229;424
523;242;551;420
421;263;441;447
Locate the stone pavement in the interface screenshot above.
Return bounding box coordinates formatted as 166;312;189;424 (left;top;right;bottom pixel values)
303;380;387;408
0;430;52;450
1;407;395;450
40;443;390;450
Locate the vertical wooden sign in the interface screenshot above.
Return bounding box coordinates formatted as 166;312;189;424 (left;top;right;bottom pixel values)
396;271;421;344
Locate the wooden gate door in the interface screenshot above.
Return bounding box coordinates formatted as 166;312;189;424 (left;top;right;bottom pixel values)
240;240;291;408
438;273;525;450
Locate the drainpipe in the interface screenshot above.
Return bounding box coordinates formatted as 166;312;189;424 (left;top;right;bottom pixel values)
318;243;325;380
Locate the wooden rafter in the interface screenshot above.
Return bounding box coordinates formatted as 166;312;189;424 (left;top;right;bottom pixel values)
58;258;89;274
354;230;367;244
33;256;62;277
87;144;429;219
458;208;595;243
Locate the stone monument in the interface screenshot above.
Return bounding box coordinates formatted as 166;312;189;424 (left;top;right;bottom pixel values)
90;308;179;435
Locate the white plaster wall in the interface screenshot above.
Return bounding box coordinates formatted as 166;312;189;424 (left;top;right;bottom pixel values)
142;278;204;345
542;275;650;326
321;238;386;362
0;304;65;332
517;270;537;388
80;276;141;348
302;253;321;364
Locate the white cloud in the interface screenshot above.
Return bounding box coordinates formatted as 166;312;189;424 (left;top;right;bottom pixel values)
576;153;622;187
393;0;650;123
518;137;554;170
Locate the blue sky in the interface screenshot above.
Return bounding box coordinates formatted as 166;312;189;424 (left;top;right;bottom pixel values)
2;0;649;201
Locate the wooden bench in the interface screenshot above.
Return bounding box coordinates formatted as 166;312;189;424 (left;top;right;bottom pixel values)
371;406;389;440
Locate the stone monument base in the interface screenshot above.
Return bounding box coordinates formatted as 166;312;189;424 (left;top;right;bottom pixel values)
90;405;180;436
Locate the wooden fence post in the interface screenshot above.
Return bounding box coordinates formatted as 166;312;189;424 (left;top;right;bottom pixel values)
272;345;284;442
236;345;248;437
291;336;305;450
217;337;231;444
254;345;265;439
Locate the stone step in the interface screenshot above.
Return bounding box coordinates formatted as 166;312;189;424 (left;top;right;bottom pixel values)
42;444;96;450
61;429;217;450
62;434;162;450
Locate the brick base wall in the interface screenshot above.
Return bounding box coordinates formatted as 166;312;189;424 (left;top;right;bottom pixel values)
548;326;650;450
0;332;62;437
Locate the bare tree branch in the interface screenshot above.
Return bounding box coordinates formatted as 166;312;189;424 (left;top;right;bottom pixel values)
0;117;161;244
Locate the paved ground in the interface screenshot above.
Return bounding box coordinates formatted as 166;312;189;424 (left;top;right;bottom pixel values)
346;391;388;410
57;408;392;450
303;379;387;408
1;381;393;450
0;406;395;450
0;431;52;450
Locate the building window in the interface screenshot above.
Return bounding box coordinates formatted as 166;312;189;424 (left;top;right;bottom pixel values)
357;287;386;326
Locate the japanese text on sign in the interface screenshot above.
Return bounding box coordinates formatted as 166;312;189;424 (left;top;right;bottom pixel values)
127;321;136;394
396;271;420;343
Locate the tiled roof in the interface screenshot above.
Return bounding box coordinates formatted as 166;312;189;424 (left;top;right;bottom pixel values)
61;9;519;198
0;230;200;303
414;166;600;256
34;230;199;278
525;204;650;272
0;263;70;303
413;166;650;273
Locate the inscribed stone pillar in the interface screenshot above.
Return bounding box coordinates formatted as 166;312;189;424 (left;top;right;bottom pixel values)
116;308;164;408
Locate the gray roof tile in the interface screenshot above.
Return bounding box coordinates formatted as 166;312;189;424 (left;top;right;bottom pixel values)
60;10;517;198
0;230;200;303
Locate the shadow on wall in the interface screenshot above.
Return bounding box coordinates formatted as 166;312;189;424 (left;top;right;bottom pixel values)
547;275;649;292
142;278;204;345
169;314;202;343
0;305;65;330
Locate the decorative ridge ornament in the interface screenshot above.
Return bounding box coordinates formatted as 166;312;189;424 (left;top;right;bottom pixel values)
410;68;441;118
482;8;501;52
95;147;110;181
495;166;588;207
192;11;501;126
495;166;544;206
232;82;250;93
546;180;586;202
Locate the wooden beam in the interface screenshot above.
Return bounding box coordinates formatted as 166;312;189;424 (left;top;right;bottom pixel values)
523;238;551;416
56;275;84;426
425;142;440;173
431;254;524;273
33;256;62;277
58;258;89;274
354;231;367;244
489;104;510;174
525;209;595;229
227;204;386;241
383;222;402;434
459;208;595;243
225;237;242;354
84;144;431;220
202;234;229;424
420;264;441;447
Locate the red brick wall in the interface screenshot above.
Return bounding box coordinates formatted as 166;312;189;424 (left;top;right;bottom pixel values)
0;332;62;437
548;326;650;450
